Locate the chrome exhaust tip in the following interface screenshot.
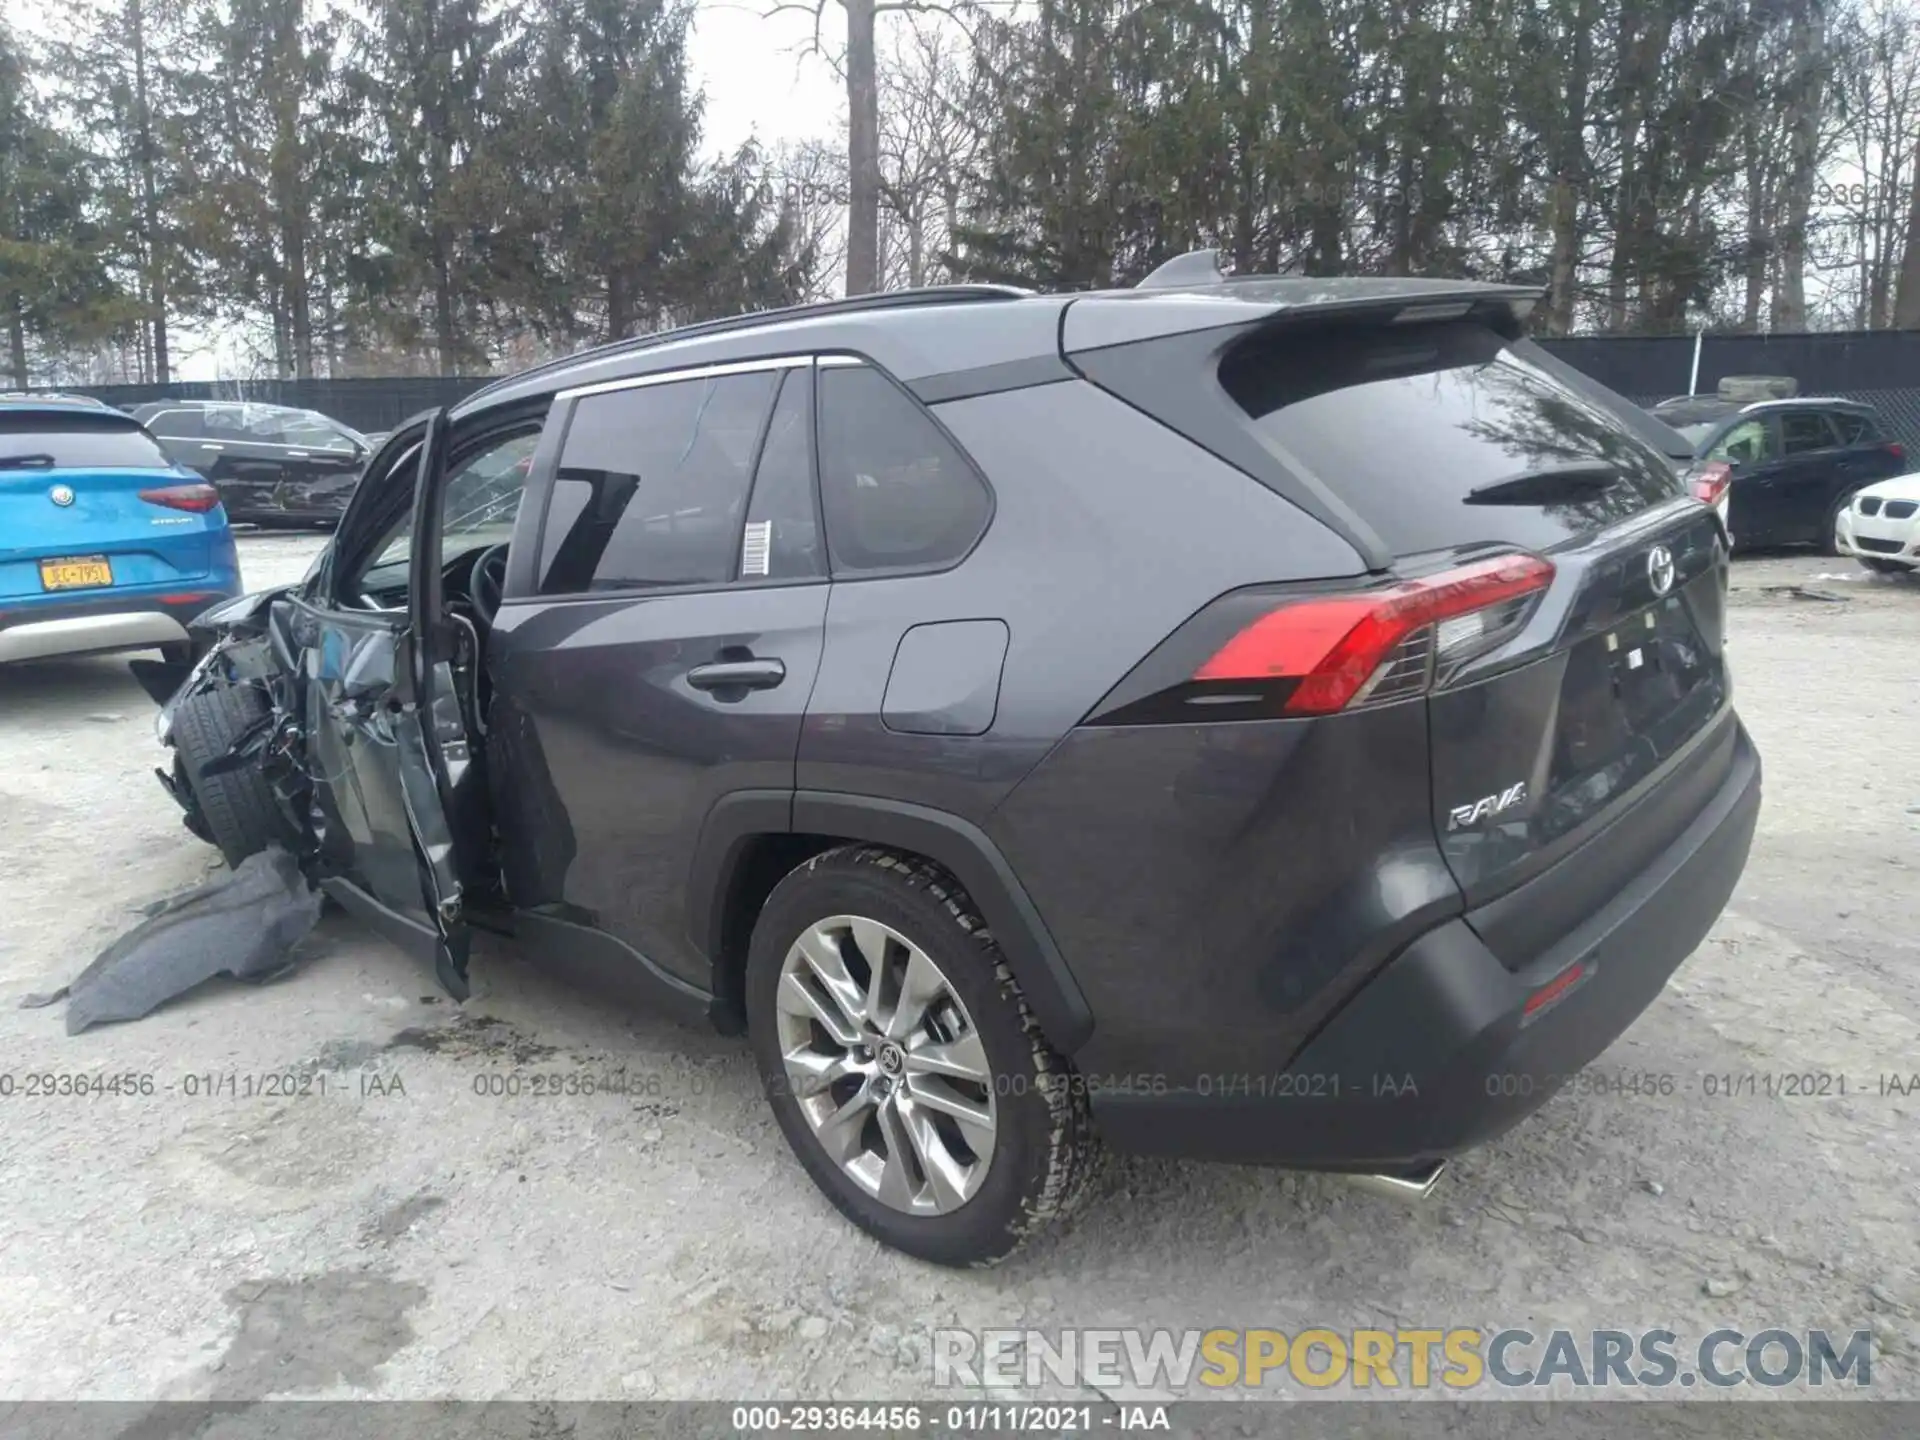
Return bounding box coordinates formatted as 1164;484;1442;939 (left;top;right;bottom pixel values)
1347;1160;1447;1203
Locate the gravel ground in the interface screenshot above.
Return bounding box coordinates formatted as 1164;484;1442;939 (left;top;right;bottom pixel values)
0;532;1916;1409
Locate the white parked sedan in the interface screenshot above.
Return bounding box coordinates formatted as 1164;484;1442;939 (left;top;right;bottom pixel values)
1834;473;1920;574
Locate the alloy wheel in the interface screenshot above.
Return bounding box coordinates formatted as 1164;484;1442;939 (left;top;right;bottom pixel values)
774;914;998;1215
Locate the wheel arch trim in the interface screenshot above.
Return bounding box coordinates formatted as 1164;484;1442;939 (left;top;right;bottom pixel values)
687;789;1094;1054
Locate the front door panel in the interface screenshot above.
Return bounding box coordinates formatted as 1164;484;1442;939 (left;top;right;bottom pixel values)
487;584;829;989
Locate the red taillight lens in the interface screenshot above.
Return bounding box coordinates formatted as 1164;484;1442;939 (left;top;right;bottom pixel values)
1889;442;1906;462
1193;553;1555;716
138;483;221;513
1689;461;1732;508
1523;960;1588;1019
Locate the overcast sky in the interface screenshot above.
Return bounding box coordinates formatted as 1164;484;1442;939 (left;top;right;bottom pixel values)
5;0;845;377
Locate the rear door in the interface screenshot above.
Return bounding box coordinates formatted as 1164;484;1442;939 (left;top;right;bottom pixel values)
1773;409;1847;542
487;356;827;996
1213;318;1734;950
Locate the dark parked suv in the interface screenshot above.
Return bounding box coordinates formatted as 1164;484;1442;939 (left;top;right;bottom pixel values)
1651;395;1907;548
151;263;1761;1265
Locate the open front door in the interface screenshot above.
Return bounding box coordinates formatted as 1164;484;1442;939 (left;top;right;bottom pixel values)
294;410;478;999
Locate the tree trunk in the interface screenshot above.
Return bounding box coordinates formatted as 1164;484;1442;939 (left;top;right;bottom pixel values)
1772;0;1826;331
607;268;633;341
1545;0;1594;333
845;0;879;295
1894;133;1920;328
433;244;459;370
6;293;27;388
129;0;169;383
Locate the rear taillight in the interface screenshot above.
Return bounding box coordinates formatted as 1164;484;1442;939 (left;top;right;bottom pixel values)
138;483;221;513
1192;553;1554;717
1889;442;1906;462
1688;460;1732;510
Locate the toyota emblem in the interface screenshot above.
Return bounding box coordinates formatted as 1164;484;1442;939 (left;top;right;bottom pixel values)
1647;544;1675;597
48;484;75;507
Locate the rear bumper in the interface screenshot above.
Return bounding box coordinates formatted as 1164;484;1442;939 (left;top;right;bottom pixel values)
0;584;239;663
1091;721;1762;1168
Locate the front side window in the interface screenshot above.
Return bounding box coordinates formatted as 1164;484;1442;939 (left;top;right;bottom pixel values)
537;370;779;594
815;362;991;576
1709;419;1773;465
280;413;364;454
361;430;540;596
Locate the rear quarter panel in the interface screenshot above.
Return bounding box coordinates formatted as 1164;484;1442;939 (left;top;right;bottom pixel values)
795;378;1368;822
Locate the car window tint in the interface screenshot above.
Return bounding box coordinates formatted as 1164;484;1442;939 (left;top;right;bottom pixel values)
1831;412;1872;445
1780;412;1835;453
0;415;173;469
282;414;358;452
816;363;990;575
148;409;207;440
740;369;825;582
1709;419;1772;464
538;371;778;594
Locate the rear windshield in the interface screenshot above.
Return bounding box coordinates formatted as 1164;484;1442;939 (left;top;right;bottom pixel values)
0;415;173;471
1220;322;1686;554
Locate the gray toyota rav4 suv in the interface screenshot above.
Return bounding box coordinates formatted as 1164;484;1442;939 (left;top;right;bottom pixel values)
151;259;1762;1266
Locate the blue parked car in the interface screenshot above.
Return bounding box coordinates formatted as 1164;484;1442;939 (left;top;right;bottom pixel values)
0;394;243;665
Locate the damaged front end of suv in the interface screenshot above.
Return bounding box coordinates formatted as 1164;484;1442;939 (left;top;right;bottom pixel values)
139;586;317;867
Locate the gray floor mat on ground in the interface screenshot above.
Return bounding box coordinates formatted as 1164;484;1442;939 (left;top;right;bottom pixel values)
18;847;324;1034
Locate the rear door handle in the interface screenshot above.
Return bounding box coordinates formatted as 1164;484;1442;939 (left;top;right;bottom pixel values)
687;658;786;693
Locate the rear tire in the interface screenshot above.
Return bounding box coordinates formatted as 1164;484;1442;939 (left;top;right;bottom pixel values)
171;684;285;867
745;846;1098;1267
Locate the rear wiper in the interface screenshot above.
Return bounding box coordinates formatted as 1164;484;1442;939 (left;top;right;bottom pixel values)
0;452;57;470
1465;462;1621;505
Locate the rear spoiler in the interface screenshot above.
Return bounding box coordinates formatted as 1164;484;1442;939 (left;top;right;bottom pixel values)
1062;279;1543;355
1060;282;1545;571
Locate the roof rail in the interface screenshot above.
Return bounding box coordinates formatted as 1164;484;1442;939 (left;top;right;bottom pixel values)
463;284;1032;403
1136;249;1228;289
1739;396;1866;412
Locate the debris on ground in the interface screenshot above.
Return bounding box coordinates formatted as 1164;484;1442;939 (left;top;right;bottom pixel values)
1762;583;1850;603
18;847;323;1034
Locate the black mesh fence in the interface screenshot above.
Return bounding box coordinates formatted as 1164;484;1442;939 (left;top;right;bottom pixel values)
31;328;1920;453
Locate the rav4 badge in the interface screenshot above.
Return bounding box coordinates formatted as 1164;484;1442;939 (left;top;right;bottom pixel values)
1448;782;1529;830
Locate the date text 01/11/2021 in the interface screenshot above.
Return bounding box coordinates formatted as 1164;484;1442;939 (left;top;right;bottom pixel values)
729;1404;1171;1432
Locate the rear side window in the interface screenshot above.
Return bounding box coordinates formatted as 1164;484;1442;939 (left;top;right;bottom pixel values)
1780;412;1836;453
816;362;991;575
146;408;208;440
538;370;779;594
1219;321;1684;555
0;415;173;470
1831;411;1875;445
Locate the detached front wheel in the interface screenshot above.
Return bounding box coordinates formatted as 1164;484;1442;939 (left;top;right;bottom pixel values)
746;847;1097;1267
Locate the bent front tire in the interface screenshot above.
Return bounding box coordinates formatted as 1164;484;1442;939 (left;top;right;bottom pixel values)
171;683;285;868
746;846;1098;1267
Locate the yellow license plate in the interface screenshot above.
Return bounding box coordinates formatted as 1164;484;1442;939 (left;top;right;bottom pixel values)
39;556;114;590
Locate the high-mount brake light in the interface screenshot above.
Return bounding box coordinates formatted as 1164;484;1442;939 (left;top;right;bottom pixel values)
1193;553;1555;716
138;483;221;513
